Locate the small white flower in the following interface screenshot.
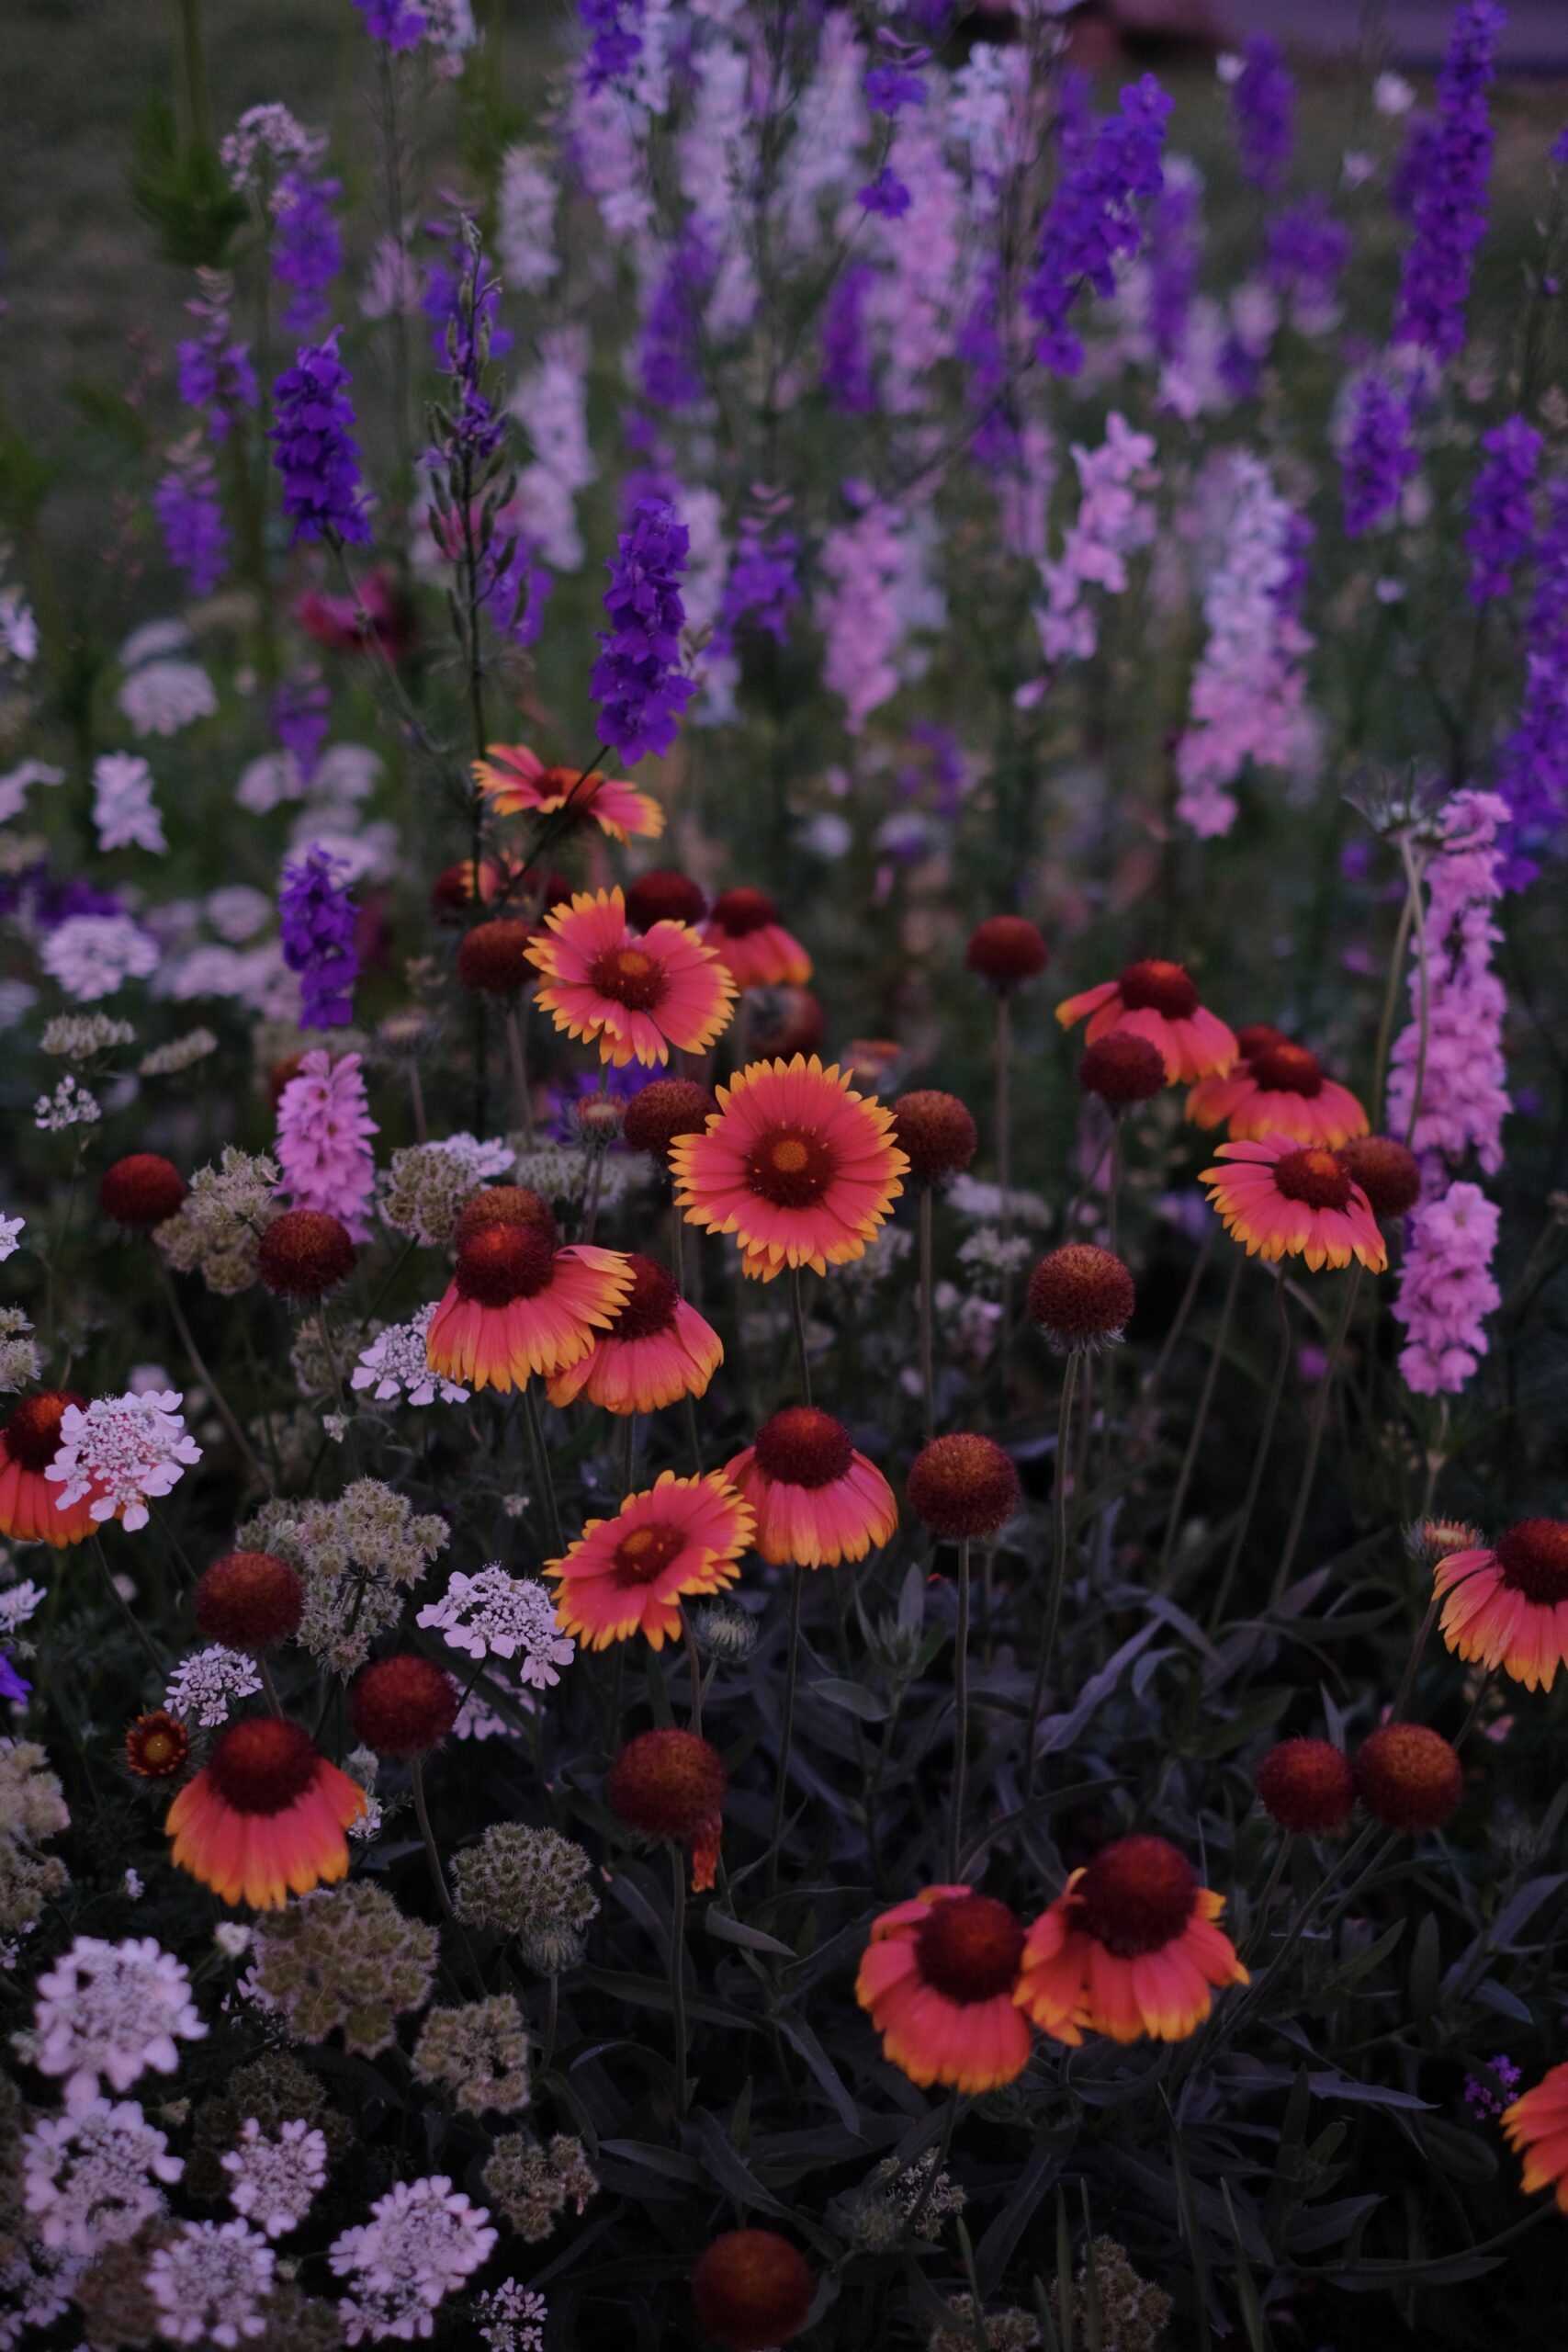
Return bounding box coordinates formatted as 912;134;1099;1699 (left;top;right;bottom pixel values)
0;1577;43;1636
34;1076;102;1132
351;1305;470;1408
25;1934;207;2109
207;885;272;943
123;1869;144;1900
1215;50;1243;84
164;1645;262;1729
45;1391;200;1532
22;2095;183;2256
118;658;218;738
39;914;160;1002
221;2117;328;2238
145;2218;274;2346
92;752;166;854
214;1923;254;1960
416;1566;574;1686
0;1214;23;1260
1374;70;1415;116
220;101;319;191
330;2176;496;2344
0;758;64;824
119;617;191;669
478;2278;549;2352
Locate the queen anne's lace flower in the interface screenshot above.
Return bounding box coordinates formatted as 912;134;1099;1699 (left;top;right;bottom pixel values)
221;2116;329;2237
164;1645;264;1729
118;658;219;737
145;2219;275;2347
329;2175;497;2343
34;1075;102;1132
416;1567;574;1684
352;1305;469;1406
45;1390;201;1532
22;2096;184;2255
25;1934;207;2109
477;2279;548;2352
39;914;160;1001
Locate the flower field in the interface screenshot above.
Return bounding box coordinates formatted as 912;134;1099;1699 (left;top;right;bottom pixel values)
4;2;1568;2346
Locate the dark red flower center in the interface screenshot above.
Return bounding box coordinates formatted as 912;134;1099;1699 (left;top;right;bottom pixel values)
1496;1519;1568;1605
2;1390;84;1474
626;869;707;931
1237;1022;1288;1058
711;887;778;937
623;1080;717;1164
1273;1147;1352;1211
1074;1834;1196;1957
1078;1031;1168;1106
587;943;670;1012
614;1521;688;1584
539;765;606;828
916;1893;1026;2003
607;1254;680;1341
609;1726;726;1839
452;1186;559;1252
752;1406;854;1489
746;1125;839;1208
455;1224;558;1306
207;1717;320;1816
1117;958;1198;1019
1337;1137;1420;1219
1249;1042;1324;1097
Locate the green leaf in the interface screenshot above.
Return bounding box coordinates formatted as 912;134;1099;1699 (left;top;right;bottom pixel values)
706;1909;795;1958
809;1676;887;1722
128;95;247;270
1165;2105;1213;2352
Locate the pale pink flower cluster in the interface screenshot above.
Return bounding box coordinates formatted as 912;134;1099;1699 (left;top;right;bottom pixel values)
353;1304;470;1408
1393;1180;1502;1396
22;2097;183;2255
221;2117;328;2237
92;752;166;854
1386;789;1510;1177
1033;414;1158;666
275;1049;378;1237
818;498;905;732
1175;452;1314;838
329;2174;497;2344
416;1566;574;1685
145;2218;274;2346
868;115;964;411
497;144;560;293
45;1390;200;1532
26;1935;207;2109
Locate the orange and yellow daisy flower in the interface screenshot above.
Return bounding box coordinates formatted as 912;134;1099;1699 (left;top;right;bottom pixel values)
527;887;736;1069
546;1470;754;1651
670;1055;908;1283
1188;1036;1370;1148
0;1392;96;1546
547;1252;723;1416
1434;1519;1568;1694
726;1407;897;1569
1055;957;1237;1084
426;1225;634;1395
855;1885;1033;2094
1200;1135;1388;1272
1504;2062;1568;2213
475;742;665;843
1014;1834;1247;2047
165;1716;367;1910
702;888;812;989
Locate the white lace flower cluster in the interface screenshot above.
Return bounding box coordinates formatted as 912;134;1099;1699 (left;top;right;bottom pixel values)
144;2218;275;2346
33;1075;101;1132
352;1304;470;1407
417;1567;574;1686
22;1935;207;2109
330;2175;497;2345
22;2096;184;2256
221;2116;329;2238
164;1645;263;1729
45;1390;201;1531
478;2278;549;2352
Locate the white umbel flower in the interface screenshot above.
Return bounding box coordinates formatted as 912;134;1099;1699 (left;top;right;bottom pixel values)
24;1934;207;2110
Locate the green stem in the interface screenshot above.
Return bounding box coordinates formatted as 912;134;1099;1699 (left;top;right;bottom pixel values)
918;1184;936;1444
766;1564;805;1899
669;1842;690;2119
91;1536;165;1679
1025;1351;1078;1798
947;1541;971;1883
521;1385;562;1558
1207;1269;1292;1631
1161;1251;1241;1591
155;1260;268;1492
1269;1267;1362;1611
1396;833;1432;1150
788;1266;812;1405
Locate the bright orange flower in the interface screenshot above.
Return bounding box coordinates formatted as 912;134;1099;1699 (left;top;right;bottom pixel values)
0;1392;96;1546
670;1056;907;1282
475;742;664;842
1200;1135;1388;1272
855;1885;1032;2094
702;888;812;989
527;887;736;1069
546;1470;754;1650
1055;958;1237;1084
1188;1036;1369;1148
1014;1834;1247;2046
726;1407;897;1569
1435;1520;1568;1693
1504;2062;1568;2213
425;1226;634;1394
165;1717;367;1910
547;1253;723;1415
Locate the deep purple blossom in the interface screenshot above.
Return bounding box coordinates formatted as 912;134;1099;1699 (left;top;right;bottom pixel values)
423;219;512;371
354;0;428;47
153;449;229;597
1341;370;1419;537
1498;477;1568;870
482;533;553;650
1024;74;1172;378
268;331;371;546
273;170;344;336
1392;0;1504;359
1466;415;1542;606
580;0;644;91
278;846;359;1030
637;220;718;411
1146;165;1201;361
275;669;329;783
822;264;877;413
1266;194;1352;317
1231;38;1294;193
590;497;698;763
713;515;799;659
1055;68;1092;170
0;1652;30;1705
859;166;912;219
176;291;258;442
864;63;927;118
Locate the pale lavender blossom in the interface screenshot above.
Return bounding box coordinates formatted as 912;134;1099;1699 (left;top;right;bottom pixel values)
45;1391;201;1532
416;1566;574;1685
92;753;166;855
352;1305;470;1407
1387;789;1510;1172
26;1935;207;2110
145;2219;274;2347
164;1645;264;1730
23;2097;183;2255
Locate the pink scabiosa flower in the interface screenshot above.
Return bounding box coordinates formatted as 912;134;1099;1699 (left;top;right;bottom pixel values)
1189;1037;1369;1148
726;1408;897;1569
546;1471;754;1651
1056;958;1236;1083
44;1391;201;1532
526;886;736;1067
546;1252;723;1415
1434;1519;1568;1693
1201;1135;1388;1272
274;1049;378;1238
475;741;664;842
